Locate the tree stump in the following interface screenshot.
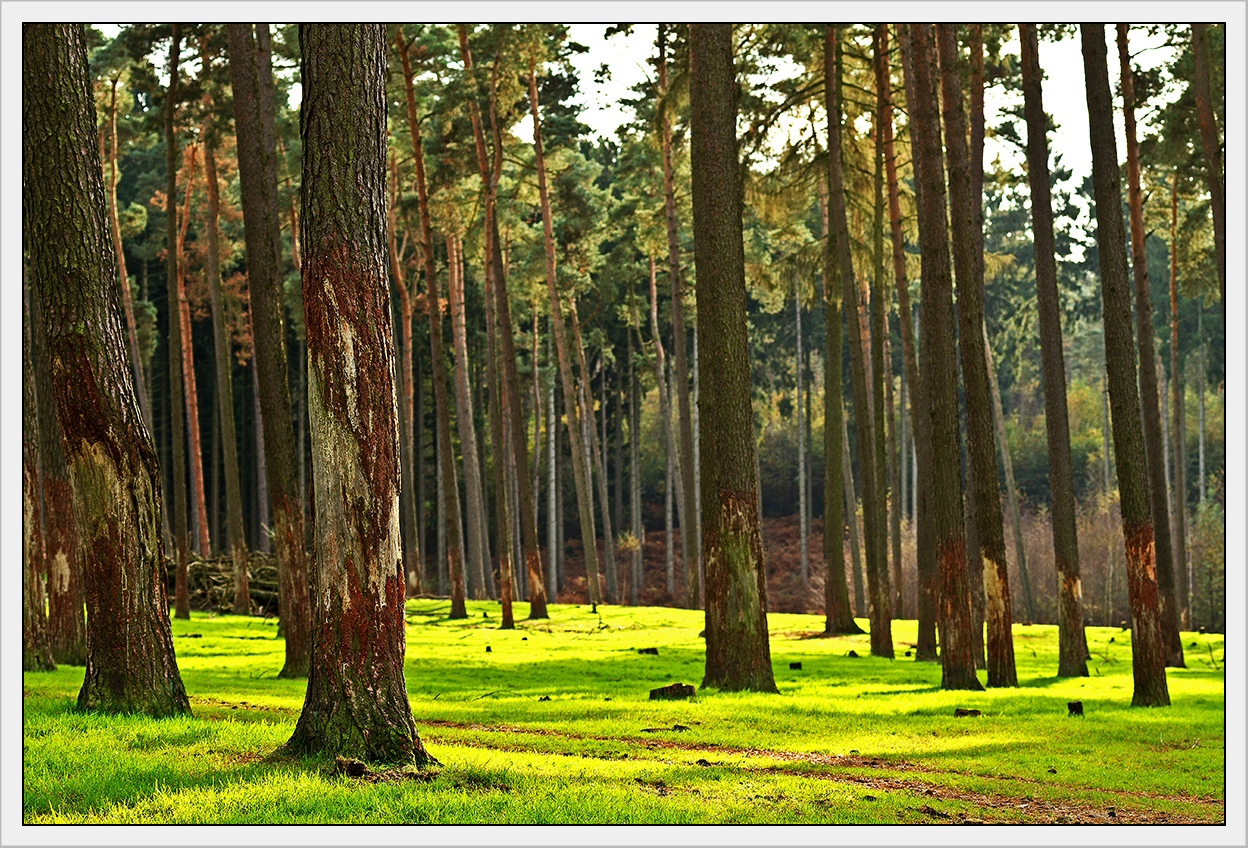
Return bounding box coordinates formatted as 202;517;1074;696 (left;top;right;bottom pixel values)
649;682;696;700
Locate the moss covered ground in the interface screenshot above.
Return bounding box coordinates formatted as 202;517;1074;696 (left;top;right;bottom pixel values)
21;601;1226;826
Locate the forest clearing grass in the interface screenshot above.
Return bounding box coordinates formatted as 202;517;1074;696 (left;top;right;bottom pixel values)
22;602;1225;825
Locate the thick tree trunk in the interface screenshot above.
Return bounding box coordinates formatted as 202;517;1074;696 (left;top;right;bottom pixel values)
1018;25;1085;673
23;284;57;672
227;23;312;677
1117;25;1185;669
1081;24;1169;707
1189;24;1225;324
28;263;87;665
199;73;250;615
24;22;190;715
690;23;778;694
896;24;939;661
393;29;467;618
287;24;432;764
938;25;1015;686
658;24;700;610
822;28;864;637
527;55;602;606
909;24;981;691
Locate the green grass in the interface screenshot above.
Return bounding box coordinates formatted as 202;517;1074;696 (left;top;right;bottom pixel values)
23;602;1226;824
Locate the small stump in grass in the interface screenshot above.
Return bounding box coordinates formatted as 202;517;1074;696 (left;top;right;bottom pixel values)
954;708;981;718
649;682;696;700
1068;700;1084;717
789;661;802;670
638;647;659;655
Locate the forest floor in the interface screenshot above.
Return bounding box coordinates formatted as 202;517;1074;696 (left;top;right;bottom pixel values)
22;603;1227;827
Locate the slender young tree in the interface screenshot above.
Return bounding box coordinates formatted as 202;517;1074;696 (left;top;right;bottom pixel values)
1018;24;1088;676
228;23;312;677
937;25;1015;686
690;23;778;693
163;24;192;620
1169;175;1189;629
1117;25;1184;668
25;22;190;716
831;25;890;657
1081;23;1169;707
394;28;467;618
657;23;701;609
822;27;864;637
527;49;602;606
286;24;433;763
909;23;981;690
199;45;249;615
1189;24;1225;324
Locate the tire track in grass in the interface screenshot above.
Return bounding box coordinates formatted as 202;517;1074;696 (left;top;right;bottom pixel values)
419;719;1224;823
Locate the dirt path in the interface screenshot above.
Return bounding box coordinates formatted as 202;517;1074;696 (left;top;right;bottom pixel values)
421;718;1224;824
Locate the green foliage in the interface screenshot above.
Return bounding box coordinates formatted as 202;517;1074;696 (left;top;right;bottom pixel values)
23;604;1224;824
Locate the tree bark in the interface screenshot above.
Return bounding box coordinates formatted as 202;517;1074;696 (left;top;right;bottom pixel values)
24;22;191;716
690;23;778;694
1189;24;1225;325
649;257;681;598
796;285;808;586
286;24;432;764
227;23;312;677
23;280;57;672
938;25;1014;686
1081;23;1169;707
822;27;864;637
909;23;981;691
1116;25;1184;669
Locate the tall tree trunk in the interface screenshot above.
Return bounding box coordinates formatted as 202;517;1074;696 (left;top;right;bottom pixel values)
482;224;516;619
23;279;57;672
24;22;190;716
1189;24;1225;325
394;29;467;618
832;25;889;656
822;28;864;637
658;24;700;609
387;150;421;596
841;411;865;617
287;23;433;764
227;23;312;677
629;323;643;604
690;23;778;693
649;257;680;598
28;264;87;665
571;309;620;603
163;24;192;620
937;25;1015;686
456;26;548;617
1081;23;1169;707
796;285;808;586
1117;25;1184;668
1169;176;1190;628
909;23;981;690
104;75;153;432
527;54;601;606
896;24;939;661
447;233;491;601
199;64;250;615
1018;26;1083;671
